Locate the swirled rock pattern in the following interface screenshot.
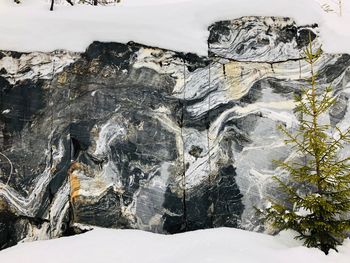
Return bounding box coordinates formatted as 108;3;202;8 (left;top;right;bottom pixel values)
1;16;350;249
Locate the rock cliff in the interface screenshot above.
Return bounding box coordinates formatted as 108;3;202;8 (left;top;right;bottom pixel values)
1;16;349;250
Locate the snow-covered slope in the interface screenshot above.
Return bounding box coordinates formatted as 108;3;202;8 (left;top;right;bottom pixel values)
0;227;348;263
0;0;349;55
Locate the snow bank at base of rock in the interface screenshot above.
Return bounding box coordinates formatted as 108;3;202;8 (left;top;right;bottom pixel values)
0;0;349;56
0;227;348;263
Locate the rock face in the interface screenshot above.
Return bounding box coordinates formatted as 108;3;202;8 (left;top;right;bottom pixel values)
0;16;350;249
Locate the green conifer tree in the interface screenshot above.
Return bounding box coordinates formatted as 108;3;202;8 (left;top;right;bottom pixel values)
263;37;350;254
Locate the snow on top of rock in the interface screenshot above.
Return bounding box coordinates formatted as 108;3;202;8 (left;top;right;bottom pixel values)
0;0;349;56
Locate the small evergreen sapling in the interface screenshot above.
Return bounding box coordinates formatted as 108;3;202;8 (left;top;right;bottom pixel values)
262;39;350;254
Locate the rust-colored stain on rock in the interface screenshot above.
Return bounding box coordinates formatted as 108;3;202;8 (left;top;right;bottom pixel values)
68;162;82;203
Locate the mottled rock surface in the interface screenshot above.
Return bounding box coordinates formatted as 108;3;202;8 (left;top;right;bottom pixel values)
1;16;350;250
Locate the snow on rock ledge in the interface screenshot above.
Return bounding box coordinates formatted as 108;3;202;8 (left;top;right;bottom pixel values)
1;0;350;55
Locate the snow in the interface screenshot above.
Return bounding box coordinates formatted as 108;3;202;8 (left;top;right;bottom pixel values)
0;0;349;56
0;227;349;263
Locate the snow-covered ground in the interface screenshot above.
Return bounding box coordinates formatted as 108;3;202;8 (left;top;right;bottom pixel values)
0;227;348;263
0;0;349;56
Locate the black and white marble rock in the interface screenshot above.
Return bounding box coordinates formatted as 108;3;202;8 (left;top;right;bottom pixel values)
208;17;321;63
0;16;350;250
